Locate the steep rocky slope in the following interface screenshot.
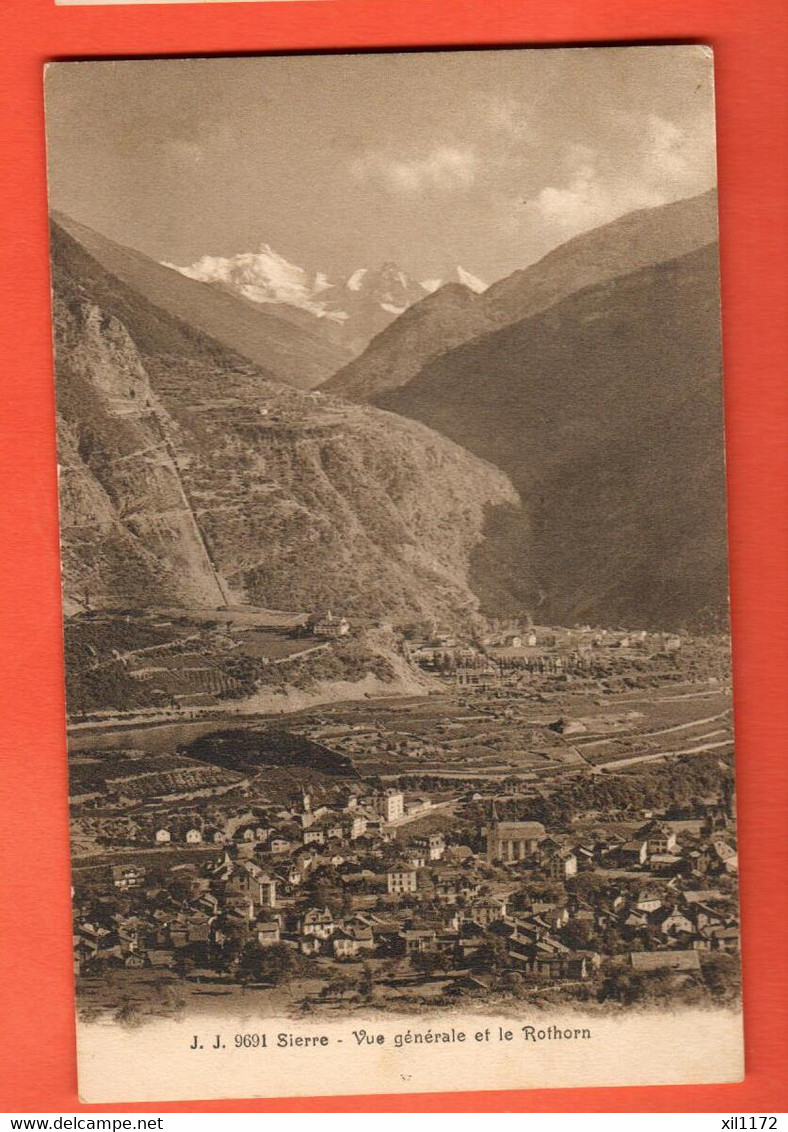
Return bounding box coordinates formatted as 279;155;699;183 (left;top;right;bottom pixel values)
322;282;496;403
52;213;353;389
325;189;718;402
51;219;522;624
377;243;728;630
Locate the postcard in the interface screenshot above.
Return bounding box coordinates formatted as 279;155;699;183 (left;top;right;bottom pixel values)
43;47;742;1102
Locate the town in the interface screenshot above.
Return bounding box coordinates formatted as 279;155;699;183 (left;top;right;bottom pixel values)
68;613;740;1026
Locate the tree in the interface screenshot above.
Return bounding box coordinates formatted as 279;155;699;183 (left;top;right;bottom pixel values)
359;962;375;1000
114;994;144;1028
701;953;741;1004
238;943;303;985
412;952;441;977
322;970;353;1000
499;969;524;993
468;933;509;974
559;919;593;950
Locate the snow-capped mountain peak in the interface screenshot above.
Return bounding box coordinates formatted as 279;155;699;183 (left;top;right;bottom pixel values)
456;266;487;293
420;266;487;294
164;244;344;320
346;268;368;292
162;244;483;351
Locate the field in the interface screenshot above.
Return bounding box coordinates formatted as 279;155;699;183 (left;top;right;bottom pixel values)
63;611;393;719
282;677;733;786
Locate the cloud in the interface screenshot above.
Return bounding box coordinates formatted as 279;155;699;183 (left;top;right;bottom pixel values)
640;113;707;191
351;145;477;197
485;95;535;141
164;138;205;168
512;114;715;242
521;160;662;237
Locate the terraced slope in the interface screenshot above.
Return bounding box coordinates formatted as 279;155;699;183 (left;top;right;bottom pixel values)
51;219;524;626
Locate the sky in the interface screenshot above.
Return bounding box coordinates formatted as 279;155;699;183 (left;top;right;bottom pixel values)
44;47;718;285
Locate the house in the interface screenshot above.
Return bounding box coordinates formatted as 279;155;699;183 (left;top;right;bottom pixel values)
344;815;368;841
691;904;722;931
117;916;145;953
228;865;277;909
710;840;738;874
573;844;595;871
154;828;171;844
337;790;359;812
112;864;146;890
649;853;684;876
682;889;724;906
332;925;374;958
509;937;572;980
362;789;405;823
566;951;600;979
285;863;303;887
300;907;335;940
255;921;281;948
468;896;508;928
655;908;695;937
311;611;350;639
404;798;431;818
412;833;445;861
635;890;663;913
709;926;740;952
185;828;203;845
543;846;578;880
619;841;648;866
401;928;437;955
147;949;175;969
703;807;733;836
533;904;570;931
332;929;359;958
238;825;270;844
686;848;711;875
387;867;417;895
638;821;677;855
624;911;649;933
222;891;253;920
298;935;322;956
185;912;212;944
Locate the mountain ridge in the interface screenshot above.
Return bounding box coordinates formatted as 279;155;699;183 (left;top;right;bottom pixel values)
324;189;719;403
165;245;487;355
50;218;524;625
376;241;728;631
51;212;353;389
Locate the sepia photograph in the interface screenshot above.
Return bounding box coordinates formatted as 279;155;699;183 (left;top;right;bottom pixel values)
43;47;743;1101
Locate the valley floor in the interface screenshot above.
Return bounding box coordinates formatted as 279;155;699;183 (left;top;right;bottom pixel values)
68;623;739;1028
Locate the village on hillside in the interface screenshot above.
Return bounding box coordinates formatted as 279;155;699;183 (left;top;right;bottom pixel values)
69;614;740;1025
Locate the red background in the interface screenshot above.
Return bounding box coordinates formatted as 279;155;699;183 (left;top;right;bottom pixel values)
1;0;786;1113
